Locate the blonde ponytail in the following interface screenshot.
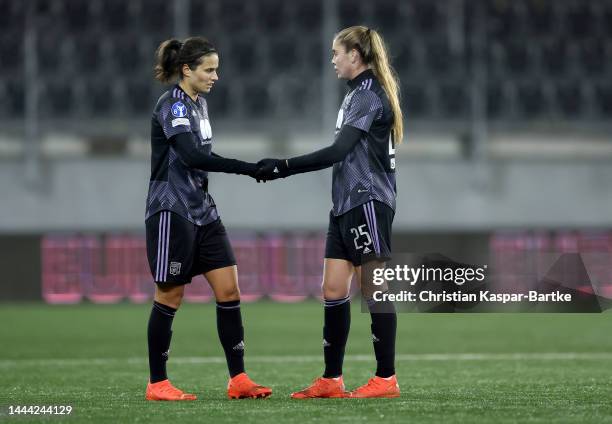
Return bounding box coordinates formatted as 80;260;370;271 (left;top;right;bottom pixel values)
335;26;404;145
368;30;403;145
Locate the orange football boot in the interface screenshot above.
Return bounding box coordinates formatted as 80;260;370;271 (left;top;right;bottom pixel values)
145;379;197;401
291;376;348;399
349;375;400;398
227;373;272;399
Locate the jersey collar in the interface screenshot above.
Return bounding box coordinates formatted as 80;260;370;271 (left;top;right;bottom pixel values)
175;83;199;102
347;69;375;89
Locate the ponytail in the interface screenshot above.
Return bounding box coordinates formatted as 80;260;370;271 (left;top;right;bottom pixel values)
154;39;183;83
368;30;403;145
154;37;217;84
335;26;404;145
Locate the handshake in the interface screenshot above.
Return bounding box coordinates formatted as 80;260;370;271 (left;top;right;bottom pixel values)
250;158;290;183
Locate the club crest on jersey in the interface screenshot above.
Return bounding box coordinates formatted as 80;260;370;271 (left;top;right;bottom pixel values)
171;101;187;118
169;261;182;276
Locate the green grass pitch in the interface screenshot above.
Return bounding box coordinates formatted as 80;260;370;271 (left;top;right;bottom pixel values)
1;301;611;423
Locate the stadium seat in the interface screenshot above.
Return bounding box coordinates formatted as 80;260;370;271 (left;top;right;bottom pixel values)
525;0;556;38
0;30;23;76
515;80;551;118
257;0;288;33
372;0;401;31
564;2;594;39
295;1;322;30
554;80;584;117
243;84;270;117
438;82;469;118
138;0;172;34
576;38;608;76
206;84;230;118
83;78;115;115
594;83;612;116
402;83;429;118
424;39;454;76
539;37;570;77
411;0;445;34
5;80;25;118
339;0;365;27
72;33;107;75
40;79;75;118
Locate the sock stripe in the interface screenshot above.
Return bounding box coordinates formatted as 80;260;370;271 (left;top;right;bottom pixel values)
324;296;350;307
216;304;241;310
216;301;241;310
153;301;176;317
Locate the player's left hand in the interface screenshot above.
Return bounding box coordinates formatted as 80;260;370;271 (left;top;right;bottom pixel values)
255;158;288;182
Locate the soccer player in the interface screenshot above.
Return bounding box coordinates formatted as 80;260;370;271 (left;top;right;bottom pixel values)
256;26;403;398
144;37;271;401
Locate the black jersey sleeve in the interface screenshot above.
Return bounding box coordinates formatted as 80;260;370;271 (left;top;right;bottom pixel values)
343;89;383;133
171;132;257;176
286;125;363;172
158;97;194;139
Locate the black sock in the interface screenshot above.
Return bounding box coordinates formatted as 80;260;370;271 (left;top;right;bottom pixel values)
322;296;351;378
368;298;397;378
216;300;245;378
147;301;177;383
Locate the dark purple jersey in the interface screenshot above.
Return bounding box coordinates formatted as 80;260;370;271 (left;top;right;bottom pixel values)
145;85;219;225
332;69;397;216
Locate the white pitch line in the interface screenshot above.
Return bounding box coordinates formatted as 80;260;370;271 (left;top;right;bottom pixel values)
1;352;611;368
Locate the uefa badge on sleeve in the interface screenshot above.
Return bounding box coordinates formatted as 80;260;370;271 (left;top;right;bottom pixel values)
169;262;182;276
171;102;187;118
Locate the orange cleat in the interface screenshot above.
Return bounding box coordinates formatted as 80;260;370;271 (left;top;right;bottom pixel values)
349;375;400;398
145;379;197;401
227;373;272;399
291;376;348;399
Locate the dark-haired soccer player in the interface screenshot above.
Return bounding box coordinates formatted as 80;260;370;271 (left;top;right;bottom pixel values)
256;26;403;399
144;36;271;401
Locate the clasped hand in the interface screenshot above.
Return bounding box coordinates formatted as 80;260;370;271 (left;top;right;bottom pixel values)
252;158;288;183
